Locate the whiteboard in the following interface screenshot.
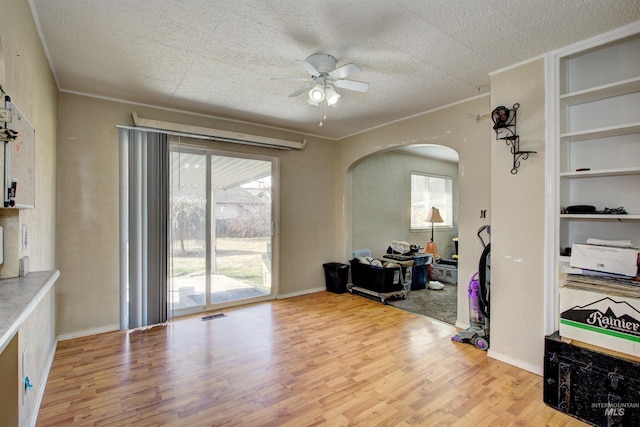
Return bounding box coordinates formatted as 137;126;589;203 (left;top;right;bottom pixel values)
4;101;35;208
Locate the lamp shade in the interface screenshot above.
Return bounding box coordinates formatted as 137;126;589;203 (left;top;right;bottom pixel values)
425;207;444;224
325;85;341;105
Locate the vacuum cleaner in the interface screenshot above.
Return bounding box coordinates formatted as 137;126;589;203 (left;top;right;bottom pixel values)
452;225;490;350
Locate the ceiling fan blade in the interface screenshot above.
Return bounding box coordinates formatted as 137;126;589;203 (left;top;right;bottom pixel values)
334;79;369;92
289;85;312;97
296;59;320;76
328;63;360;79
271;77;311;82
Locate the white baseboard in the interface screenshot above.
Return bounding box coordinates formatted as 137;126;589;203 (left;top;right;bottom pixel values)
487;349;543;376
57;324;120;341
29;337;59;427
277;287;325;299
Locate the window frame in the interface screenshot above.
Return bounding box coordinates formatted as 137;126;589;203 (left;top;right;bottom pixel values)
410;172;453;231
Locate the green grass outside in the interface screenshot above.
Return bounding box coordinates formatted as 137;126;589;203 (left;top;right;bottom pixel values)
171;237;269;288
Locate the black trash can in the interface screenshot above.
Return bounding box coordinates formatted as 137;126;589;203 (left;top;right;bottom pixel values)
322;262;350;294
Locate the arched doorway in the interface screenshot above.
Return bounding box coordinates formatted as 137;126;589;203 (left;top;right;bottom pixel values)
336;94;492;330
349;144;459;323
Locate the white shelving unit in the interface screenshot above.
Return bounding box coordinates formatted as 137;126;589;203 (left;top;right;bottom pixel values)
557;33;640;253
543;23;640;343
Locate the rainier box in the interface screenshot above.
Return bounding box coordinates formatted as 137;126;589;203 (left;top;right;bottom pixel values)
570;243;639;277
559;287;640;357
349;259;412;293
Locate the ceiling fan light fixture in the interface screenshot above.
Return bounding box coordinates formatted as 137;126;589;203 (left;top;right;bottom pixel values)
278;53;368;107
309;84;325;102
325;85;340;105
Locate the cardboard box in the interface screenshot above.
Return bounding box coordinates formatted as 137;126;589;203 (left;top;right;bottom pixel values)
569;243;639;277
559;287;640;357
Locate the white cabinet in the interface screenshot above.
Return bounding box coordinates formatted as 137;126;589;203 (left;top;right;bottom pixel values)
557;33;640;252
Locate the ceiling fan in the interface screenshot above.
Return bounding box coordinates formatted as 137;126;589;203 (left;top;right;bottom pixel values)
277;53;369;106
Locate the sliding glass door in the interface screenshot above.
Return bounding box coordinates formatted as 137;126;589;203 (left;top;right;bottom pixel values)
169;145;276;316
170;148;207;315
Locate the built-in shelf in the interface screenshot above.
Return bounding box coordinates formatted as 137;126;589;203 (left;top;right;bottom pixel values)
560;76;640;106
551;28;640;357
559;214;640;220
560;122;640;142
560;167;640;178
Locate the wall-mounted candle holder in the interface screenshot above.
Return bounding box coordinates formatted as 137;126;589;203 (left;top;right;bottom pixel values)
492;103;536;174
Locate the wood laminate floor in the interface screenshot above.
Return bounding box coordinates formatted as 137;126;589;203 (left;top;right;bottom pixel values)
37;291;586;426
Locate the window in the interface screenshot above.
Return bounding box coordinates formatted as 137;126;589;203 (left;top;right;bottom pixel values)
411;173;452;229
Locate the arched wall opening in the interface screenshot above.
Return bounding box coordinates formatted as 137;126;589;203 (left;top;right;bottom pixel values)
349;145;460;261
348;145;460;322
337;94;491;327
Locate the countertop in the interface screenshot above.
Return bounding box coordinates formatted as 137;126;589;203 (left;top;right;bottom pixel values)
0;270;60;354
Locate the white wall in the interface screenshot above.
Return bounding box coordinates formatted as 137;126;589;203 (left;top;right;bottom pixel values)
489;58;547;374
351;150;459;259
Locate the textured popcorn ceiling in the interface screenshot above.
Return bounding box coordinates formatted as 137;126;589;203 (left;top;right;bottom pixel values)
31;0;640;139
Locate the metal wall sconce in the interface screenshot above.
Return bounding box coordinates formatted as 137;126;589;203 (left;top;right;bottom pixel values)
492;103;535;174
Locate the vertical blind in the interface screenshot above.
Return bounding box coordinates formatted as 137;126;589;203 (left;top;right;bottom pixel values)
119;128;169;329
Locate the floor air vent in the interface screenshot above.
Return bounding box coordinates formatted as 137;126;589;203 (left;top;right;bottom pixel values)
201;313;226;321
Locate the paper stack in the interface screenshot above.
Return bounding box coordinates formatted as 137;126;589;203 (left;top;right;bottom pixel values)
565;239;639;298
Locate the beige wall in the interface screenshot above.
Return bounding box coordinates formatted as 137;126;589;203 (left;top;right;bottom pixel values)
0;0;57;272
19;286;56;426
0;1;58;425
0;0;549;376
337;95;492;329
339;69;548;373
351;150;459;259
489;59;546;373
56;92;338;335
0;0;634;392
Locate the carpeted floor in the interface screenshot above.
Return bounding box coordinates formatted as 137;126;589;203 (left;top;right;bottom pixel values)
388;283;457;325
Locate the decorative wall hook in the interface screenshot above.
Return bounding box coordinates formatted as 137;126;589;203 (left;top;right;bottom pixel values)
0;127;18;141
492;103;536;174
